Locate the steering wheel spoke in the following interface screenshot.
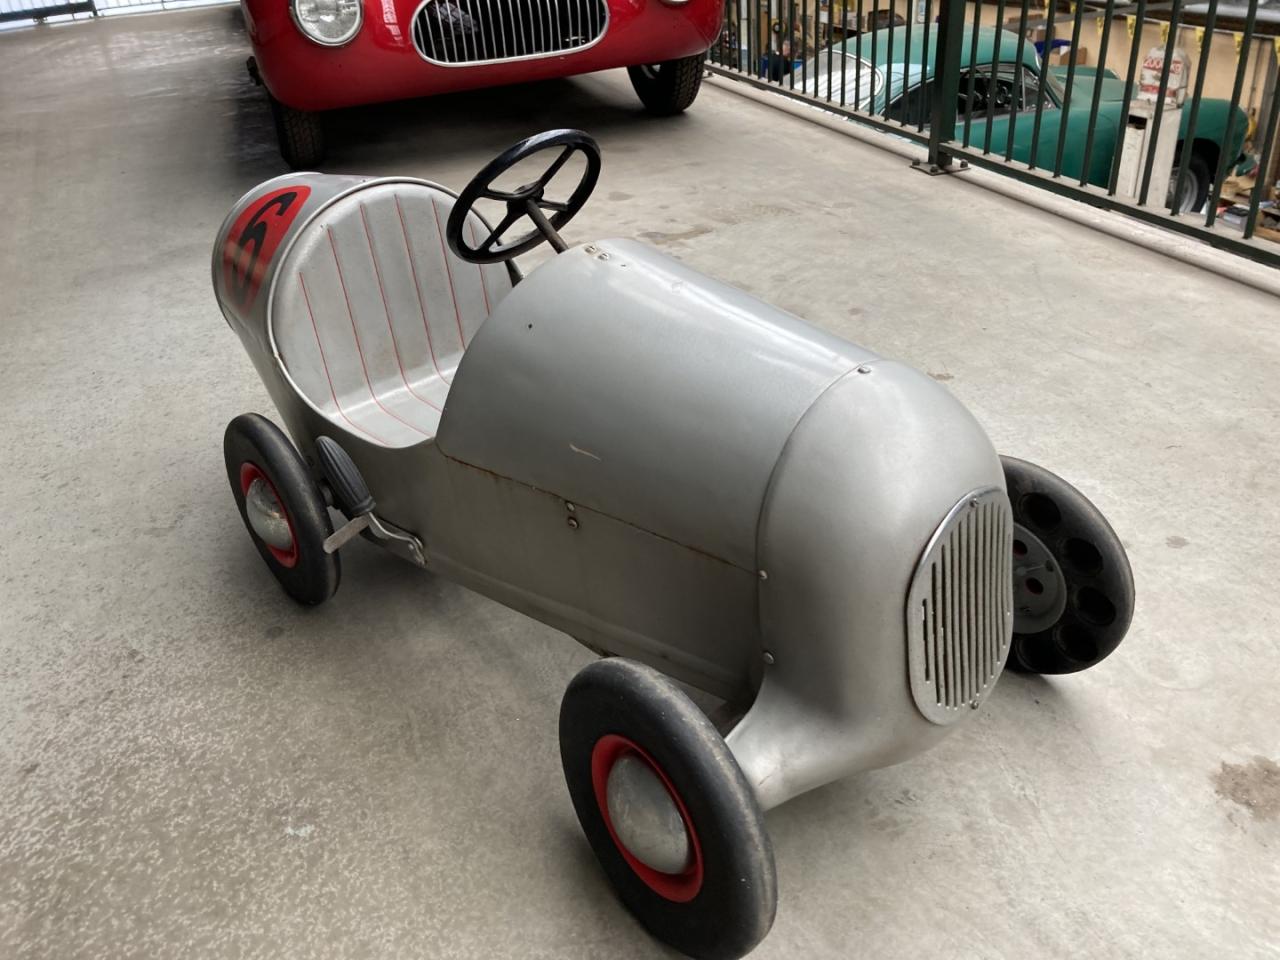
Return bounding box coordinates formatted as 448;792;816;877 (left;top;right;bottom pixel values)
445;130;601;265
535;145;575;189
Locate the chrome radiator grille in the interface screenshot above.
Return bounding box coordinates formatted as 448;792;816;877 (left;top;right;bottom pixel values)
411;0;609;65
906;487;1013;725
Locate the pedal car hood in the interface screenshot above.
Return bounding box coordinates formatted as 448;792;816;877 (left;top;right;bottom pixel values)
435;239;877;571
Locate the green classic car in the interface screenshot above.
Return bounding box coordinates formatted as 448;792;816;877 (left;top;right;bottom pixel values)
795;26;1247;212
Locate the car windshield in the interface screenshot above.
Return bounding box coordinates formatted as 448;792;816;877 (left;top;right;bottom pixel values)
792;51;884;109
1037;56;1067;104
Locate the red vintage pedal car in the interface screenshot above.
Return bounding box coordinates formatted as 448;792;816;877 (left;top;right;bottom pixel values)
240;0;721;166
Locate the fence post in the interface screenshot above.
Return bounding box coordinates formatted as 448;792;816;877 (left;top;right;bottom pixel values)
928;0;968;169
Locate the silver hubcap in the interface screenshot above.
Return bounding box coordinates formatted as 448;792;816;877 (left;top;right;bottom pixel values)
605;754;691;874
245;477;294;551
1011;523;1068;633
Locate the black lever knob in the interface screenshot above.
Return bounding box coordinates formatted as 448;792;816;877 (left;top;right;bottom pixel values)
315;436;375;517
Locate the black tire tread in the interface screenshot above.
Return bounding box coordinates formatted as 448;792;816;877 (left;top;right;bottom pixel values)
269;95;325;169
628;54;706;116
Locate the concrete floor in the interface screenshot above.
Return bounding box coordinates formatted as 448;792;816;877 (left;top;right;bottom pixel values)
2;7;1279;959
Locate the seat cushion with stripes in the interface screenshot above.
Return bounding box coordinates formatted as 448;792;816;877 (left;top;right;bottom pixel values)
270;182;513;448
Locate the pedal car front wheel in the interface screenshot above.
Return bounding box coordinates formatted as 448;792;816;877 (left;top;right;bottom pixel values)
1003;456;1134;675
224;413;340;606
559;658;776;960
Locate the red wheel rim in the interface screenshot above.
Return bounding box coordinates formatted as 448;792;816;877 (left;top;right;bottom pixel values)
239;462;299;569
590;733;704;902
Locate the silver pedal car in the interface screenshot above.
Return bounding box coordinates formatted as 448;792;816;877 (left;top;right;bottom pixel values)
213;130;1135;960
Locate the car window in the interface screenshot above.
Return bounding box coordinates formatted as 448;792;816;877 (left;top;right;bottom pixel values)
958;64;1023;117
887;64;1047;126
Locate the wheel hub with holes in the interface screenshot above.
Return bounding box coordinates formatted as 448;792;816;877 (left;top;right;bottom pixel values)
1011;522;1068;634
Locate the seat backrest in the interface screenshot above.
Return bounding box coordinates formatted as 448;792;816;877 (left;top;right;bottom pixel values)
269;181;512;447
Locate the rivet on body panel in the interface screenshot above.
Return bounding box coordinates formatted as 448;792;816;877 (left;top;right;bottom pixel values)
567;516;580;530
763;651;776;665
856;365;872;374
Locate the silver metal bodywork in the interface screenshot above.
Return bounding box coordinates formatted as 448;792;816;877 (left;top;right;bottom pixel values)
215;174;1013;812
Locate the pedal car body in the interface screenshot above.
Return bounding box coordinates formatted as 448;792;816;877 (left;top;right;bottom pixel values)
213;132;1133;960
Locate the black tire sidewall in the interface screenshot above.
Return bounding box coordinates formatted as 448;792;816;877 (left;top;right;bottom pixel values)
560;659;776;960
224;413;339;605
1003;457;1134;675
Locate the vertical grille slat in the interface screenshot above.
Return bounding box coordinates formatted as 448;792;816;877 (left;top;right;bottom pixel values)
906;488;1014;725
412;0;608;65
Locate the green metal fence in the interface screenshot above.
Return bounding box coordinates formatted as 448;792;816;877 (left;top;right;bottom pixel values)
708;0;1280;268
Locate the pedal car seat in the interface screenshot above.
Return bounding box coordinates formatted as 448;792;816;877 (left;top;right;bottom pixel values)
269;182;513;447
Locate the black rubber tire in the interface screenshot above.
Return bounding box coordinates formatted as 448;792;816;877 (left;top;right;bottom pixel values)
1169;149;1212;214
560;659;776;960
1002;456;1134;675
224;413;340;605
627;54;705;116
268;94;325;169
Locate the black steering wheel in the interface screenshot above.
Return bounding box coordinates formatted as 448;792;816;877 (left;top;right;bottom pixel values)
446;129;601;264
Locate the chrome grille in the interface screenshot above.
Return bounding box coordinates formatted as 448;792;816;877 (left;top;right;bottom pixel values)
411;0;609;65
906;487;1013;725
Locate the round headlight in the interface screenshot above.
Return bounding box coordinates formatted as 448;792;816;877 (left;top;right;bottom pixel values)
291;0;363;46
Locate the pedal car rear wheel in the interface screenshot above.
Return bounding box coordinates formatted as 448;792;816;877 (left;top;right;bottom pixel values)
1002;456;1134;675
559;659;776;960
224;413;340;606
627;55;705;116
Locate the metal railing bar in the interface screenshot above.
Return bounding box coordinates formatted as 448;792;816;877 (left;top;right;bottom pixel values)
883;0;898;120
870;0;880;108
1106;0;1149;195
1078;0;1116;184
962;2;983;148
1027;0;1057;171
827;0;835;103
944;140;1280;267
1169;0;1218;214
856;0;866;108
982;0;1008;154
802;0;810;92
918;0;935;131
1243;59;1280;239
1205;0;1256;228
841;0;849;106
1137;0;1184;205
788;0;797;90
706;61;931;144
1051;0;1088;177
902;0;917;124
1005;0;1032;160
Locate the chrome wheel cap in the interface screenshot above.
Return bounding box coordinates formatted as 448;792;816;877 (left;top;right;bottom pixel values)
245;477;294;551
605;754;691;875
